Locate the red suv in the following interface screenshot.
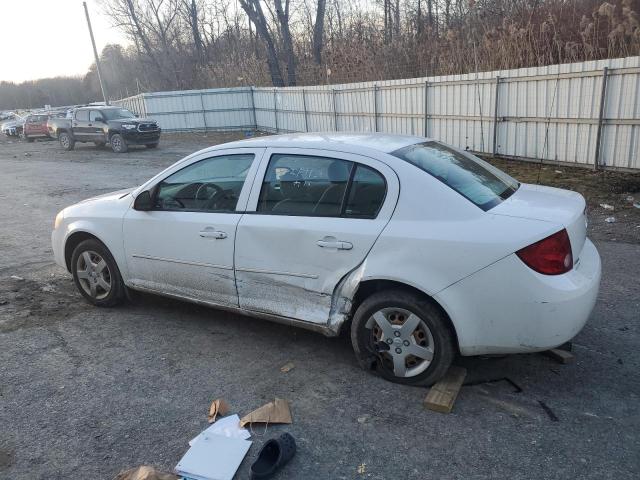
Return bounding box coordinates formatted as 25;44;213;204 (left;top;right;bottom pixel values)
23;114;51;142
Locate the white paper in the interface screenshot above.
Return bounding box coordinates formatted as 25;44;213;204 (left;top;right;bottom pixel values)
176;434;252;480
189;414;251;447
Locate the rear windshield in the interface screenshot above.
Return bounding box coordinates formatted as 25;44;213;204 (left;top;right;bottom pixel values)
392;141;519;210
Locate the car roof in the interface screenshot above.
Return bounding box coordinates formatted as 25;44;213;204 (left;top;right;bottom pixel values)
209;132;430;155
76;106;121;111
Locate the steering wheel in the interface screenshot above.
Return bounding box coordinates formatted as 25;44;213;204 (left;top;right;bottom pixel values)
195;182;223;209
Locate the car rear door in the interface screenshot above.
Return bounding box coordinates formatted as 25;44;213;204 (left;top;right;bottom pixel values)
123;148;264;306
235;147;399;325
72;110;91;140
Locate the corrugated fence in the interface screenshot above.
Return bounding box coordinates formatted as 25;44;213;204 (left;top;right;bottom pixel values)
116;56;640;170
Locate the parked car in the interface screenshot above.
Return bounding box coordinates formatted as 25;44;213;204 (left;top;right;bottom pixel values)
51;133;601;386
1;113;26;137
48;106;161;153
22;113;62;142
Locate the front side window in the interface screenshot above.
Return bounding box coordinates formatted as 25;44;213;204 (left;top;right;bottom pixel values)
258;154;387;218
391;141;518;211
154;154;254;212
102;108;135;120
90;111;104;122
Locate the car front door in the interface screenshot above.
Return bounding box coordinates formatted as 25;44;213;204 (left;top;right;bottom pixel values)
72;110;91;140
123;148;264;306
89;110;107;142
235;148;399;324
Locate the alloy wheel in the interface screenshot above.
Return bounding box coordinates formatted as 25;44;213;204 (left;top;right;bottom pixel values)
75;250;112;300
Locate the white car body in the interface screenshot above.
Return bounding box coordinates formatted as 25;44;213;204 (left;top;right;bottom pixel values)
52;133;600;357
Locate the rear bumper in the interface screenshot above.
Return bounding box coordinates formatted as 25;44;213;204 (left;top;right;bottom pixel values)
434;238;601;356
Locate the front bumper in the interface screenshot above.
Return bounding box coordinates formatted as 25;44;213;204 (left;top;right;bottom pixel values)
122;129;161;145
434;238;601;356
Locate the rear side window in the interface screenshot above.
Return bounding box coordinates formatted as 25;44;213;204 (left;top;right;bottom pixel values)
392;141;519;211
344;165;386;218
258;154;386;218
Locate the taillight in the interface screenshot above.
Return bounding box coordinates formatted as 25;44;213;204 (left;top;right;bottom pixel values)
516;229;573;275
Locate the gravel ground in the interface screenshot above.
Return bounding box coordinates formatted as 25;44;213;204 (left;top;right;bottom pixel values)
0;133;639;480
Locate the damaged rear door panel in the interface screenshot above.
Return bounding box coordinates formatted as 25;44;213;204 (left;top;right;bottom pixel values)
234;147;399;324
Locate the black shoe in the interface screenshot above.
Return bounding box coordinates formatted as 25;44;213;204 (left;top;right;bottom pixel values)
250;432;297;479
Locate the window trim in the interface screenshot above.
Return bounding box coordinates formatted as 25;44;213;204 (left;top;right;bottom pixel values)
254;152;388;220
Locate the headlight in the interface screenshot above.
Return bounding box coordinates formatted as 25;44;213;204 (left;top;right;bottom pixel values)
54;210;64;229
121;124;137;130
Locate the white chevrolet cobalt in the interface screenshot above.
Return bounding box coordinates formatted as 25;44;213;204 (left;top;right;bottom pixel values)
52;133;601;385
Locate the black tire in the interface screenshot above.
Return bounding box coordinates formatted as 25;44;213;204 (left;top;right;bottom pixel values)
351;289;456;386
110;133;128;153
59;132;75;151
71;239;125;307
25;135;34;143
145;143;159;149
94;141;106;148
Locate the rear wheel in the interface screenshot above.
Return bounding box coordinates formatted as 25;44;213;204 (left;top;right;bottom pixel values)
59;132;75;151
351;289;456;386
26;136;34;143
110;133;128;153
71;239;125;307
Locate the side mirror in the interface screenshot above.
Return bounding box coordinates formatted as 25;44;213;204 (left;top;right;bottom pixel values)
96;117;105;123
133;190;153;211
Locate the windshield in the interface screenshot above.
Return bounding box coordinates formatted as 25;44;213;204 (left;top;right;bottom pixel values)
102;108;136;120
392;141;519;211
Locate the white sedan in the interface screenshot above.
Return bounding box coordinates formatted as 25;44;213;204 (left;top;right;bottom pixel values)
52;133;601;385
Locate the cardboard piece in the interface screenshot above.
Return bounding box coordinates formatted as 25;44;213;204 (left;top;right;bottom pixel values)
208;398;230;423
240;398;292;427
114;466;178;480
175;434;251;480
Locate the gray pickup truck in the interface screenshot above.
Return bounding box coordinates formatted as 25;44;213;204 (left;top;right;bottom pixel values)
48;106;161;153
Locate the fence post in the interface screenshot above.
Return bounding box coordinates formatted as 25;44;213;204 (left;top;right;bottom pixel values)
250;87;257;131
423;81;429;137
199;92;208;131
302;89;309;132
492;76;500;156
273;88;278;133
374;85;379;132
594;67;610;170
333;89;340;132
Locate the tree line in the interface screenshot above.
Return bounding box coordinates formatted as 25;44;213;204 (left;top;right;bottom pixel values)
2;0;640;110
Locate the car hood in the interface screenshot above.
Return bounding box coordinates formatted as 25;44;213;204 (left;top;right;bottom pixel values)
108;117;157;125
1;120;23;128
76;187;136;205
491;183;587;259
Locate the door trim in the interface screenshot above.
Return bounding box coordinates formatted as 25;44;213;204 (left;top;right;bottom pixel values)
131;253;233;270
235;266;319;279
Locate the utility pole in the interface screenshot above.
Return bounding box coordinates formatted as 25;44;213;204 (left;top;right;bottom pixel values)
83;1;109;105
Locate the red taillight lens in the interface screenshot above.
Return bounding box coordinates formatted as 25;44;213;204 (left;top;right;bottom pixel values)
516;229;573;275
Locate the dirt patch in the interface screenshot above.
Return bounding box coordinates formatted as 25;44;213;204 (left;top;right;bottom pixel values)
483;157;640;244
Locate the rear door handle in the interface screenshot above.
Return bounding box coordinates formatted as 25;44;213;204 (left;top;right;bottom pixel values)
199;227;227;239
317;238;353;250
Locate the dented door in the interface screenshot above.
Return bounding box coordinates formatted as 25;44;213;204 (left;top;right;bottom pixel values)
235;148;399;324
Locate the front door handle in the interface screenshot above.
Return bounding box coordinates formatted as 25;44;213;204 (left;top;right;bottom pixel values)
199;227;227;239
317;237;353;250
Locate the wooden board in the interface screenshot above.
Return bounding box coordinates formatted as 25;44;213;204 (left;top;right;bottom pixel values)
543;348;575;364
423;366;467;414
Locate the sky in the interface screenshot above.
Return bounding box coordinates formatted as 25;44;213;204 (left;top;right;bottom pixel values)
1;0;128;83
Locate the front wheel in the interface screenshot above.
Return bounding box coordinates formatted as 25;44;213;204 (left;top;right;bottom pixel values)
351;290;456;386
59;132;75;151
71;239;125;307
25;136;34;143
110;133;128;153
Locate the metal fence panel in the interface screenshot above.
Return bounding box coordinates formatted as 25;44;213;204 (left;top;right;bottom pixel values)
115;56;640;170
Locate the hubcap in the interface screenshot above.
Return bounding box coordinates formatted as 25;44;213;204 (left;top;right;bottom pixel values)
112;137;121;150
366;307;435;378
61;135;68;147
76;250;111;300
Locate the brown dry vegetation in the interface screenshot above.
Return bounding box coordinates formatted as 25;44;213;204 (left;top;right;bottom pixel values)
2;0;640;109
